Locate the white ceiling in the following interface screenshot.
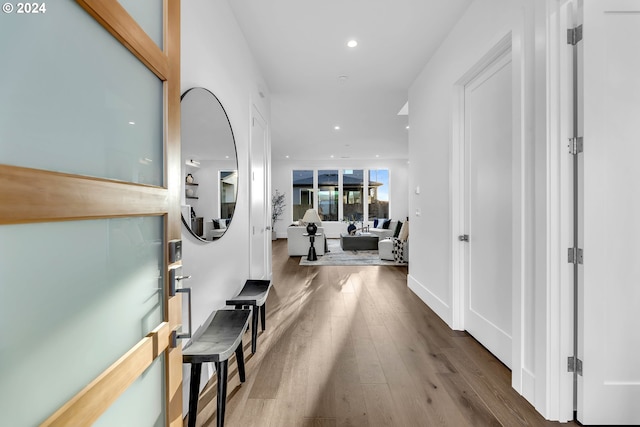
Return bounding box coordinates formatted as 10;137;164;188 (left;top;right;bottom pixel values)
228;0;472;161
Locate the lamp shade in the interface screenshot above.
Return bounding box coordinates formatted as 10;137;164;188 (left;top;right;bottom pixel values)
301;209;322;224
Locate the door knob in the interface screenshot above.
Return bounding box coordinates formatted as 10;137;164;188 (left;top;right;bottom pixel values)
458;235;469;242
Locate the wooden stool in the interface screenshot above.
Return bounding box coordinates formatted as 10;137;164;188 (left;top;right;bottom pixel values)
182;309;250;427
226;279;271;353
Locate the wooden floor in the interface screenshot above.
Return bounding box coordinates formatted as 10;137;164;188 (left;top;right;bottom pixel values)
186;239;577;427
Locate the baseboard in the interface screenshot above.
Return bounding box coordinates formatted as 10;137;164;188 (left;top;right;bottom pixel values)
407;274;452;328
521;367;535;403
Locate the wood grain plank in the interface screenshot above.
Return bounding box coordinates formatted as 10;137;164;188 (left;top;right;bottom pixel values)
361;384;397;427
437;372;502;426
0;165;168;225
42;323;170;426
232;399;276;427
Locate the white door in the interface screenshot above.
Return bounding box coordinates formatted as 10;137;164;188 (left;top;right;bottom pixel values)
578;1;640;424
250;109;268;279
463;51;513;368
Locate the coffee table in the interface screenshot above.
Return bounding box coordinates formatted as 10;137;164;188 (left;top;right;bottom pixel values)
340;232;379;251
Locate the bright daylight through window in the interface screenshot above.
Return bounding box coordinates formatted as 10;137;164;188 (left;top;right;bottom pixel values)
292;168;389;222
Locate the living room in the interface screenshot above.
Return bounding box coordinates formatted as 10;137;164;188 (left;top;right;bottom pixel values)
271;158;409;240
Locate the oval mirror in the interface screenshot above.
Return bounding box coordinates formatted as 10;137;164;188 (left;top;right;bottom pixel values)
180;87;238;241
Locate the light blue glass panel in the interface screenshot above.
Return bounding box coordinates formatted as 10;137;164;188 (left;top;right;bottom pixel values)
95;354;165;427
0;217;164;426
0;2;163;186
118;0;164;50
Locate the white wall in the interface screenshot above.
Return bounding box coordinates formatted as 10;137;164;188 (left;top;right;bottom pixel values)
271;158;409;239
407;0;563;420
181;0;270;413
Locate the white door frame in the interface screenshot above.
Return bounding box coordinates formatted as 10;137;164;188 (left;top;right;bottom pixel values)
249;105;270;279
546;0;577;421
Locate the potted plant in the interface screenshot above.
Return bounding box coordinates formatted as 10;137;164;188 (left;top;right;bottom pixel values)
271;189;286;240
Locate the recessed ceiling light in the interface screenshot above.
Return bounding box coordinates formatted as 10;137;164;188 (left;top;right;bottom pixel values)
334;125;340;130
406;125;410;130
375;154;380;158
285;155;290;159
128;121;135;125
330;155;334;158
347;40;358;48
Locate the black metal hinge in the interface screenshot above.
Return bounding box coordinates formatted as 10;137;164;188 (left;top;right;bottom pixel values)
567;25;583;45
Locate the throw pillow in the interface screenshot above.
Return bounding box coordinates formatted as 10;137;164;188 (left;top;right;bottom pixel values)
398;220;409;241
392;238;407;263
213;219;221;229
382;219;392;229
373;219;379;228
393;221;403;238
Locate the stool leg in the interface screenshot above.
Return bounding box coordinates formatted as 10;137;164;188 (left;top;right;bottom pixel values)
235;342;246;382
216;360;228;427
251;305;258;353
188;363;202;427
260;303;266;331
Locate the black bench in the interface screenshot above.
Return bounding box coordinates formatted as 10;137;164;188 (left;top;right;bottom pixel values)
226;279;272;354
182;309;251;427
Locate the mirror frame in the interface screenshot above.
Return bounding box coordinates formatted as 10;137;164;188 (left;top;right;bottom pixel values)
180;87;238;242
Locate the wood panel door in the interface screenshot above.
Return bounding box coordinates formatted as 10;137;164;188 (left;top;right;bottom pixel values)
578;1;640;424
463;50;513;368
0;1;183;425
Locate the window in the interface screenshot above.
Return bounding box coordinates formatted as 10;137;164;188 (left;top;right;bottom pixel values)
368;169;389;220
292;168;390;222
343;169;364;221
318;169;339;221
292;170;314;220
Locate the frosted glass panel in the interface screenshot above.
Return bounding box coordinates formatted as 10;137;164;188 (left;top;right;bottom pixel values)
0;2;163;186
118;0;164;49
95;354;166;427
0;218;164;426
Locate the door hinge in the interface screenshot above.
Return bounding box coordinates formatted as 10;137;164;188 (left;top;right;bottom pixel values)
568;137;583;155
568;247;583;264
568;356;583;376
567;25;583;45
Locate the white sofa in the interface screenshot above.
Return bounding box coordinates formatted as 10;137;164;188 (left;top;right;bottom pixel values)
287;226;326;256
369;220;399;239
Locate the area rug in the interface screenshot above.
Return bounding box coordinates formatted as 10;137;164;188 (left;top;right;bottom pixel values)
299;239;407;267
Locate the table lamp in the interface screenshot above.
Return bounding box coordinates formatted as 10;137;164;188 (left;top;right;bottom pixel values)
302;209;322;235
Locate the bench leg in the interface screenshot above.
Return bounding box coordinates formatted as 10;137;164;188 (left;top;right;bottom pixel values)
188;363;202;427
251;305;258;353
235;342;246;382
215;360;228;427
260;303;266;331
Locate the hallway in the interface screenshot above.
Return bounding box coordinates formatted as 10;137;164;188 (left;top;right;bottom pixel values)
186;240;577;426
